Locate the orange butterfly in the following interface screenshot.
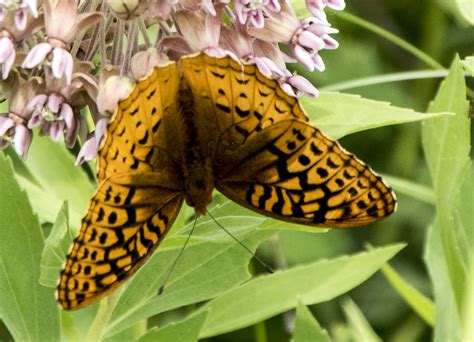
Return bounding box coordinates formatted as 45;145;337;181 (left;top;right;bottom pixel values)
57;53;396;310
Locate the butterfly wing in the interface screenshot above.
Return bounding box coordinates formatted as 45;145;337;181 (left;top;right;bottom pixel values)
216;119;396;227
57;63;185;310
180;53;308;159
181;53;396;227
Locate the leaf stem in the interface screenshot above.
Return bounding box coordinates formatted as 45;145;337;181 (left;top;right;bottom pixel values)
320;70;450;92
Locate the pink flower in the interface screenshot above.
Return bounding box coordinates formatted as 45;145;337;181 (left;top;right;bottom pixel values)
0;36;15;79
75;118;108;165
234;0;281;29
22;0;102;84
0;77;41;158
0;0;38;31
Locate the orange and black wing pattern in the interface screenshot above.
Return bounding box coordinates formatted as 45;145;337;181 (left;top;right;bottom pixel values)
181;53;396;227
57;63;184;310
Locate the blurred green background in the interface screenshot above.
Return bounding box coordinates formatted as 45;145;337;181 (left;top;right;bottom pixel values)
209;1;472;341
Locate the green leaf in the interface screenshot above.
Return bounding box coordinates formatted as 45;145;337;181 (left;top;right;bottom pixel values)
197;244;405;338
422;56;471;342
40;202;75;287
341;298;381;342
425;223;462;342
138;311;208;342
455;0;474;24
461;56;474;76
301;93;452;139
381;174;436;205
380;263;435;326
23;135;94;227
0;153;60;341
104;199;275;338
293;301;330;342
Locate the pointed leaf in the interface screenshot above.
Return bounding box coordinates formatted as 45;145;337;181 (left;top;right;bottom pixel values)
423;56;471;342
380;262;435;326
138;311;208;342
40;202;75;287
198;244;405;338
293;301;330;342
341;298;381;342
0;153;60;341
301;92;452;139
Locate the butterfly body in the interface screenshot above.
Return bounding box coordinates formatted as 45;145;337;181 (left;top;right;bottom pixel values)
57;53;396;310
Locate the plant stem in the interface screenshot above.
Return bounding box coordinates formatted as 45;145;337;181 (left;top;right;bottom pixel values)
85;292;121;342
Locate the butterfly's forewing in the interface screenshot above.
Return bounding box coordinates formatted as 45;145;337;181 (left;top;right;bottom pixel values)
181;53;308;158
182;53;396;227
57;64;185;310
97;62;180;180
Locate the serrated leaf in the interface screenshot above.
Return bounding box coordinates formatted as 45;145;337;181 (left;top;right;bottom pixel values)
138;311;208;342
197;244;405;338
293;301;330;342
422;56;471;342
104;199;276;338
23;135;94;227
0;153;60;341
40;202;75;287
341;298;381;342
301;92;452;139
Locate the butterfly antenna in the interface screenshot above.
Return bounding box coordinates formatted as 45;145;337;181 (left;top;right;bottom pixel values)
158;216;198;295
206;210;274;274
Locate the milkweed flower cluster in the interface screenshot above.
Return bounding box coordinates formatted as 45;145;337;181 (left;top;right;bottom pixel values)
0;0;344;161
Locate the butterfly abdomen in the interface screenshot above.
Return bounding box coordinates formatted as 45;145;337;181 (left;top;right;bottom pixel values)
177;76;215;215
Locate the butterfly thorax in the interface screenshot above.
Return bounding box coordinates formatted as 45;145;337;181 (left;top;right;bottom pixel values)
178;76;215;216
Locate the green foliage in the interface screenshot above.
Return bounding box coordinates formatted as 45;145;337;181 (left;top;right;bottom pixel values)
0;154;60;341
0;3;472;341
422;57;472;342
292;302;330;342
341;298;381;342
138;311;208;342
301;92;451;139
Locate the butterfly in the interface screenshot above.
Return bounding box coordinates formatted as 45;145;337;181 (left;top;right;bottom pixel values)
57;52;396;310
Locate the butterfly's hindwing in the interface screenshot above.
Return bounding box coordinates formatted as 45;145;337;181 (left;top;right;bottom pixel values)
216;119;396;227
57;172;184;310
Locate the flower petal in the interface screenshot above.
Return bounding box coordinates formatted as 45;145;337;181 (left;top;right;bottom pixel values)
15;9;28;31
48;93;62;113
0;37;14;63
75;136;97;165
49;121;64;141
22;42;53;69
2;48;16;80
13;124;32;159
292;45;315;71
0;117;14;136
61;103;74;129
298;30;325;51
287;75;319;97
